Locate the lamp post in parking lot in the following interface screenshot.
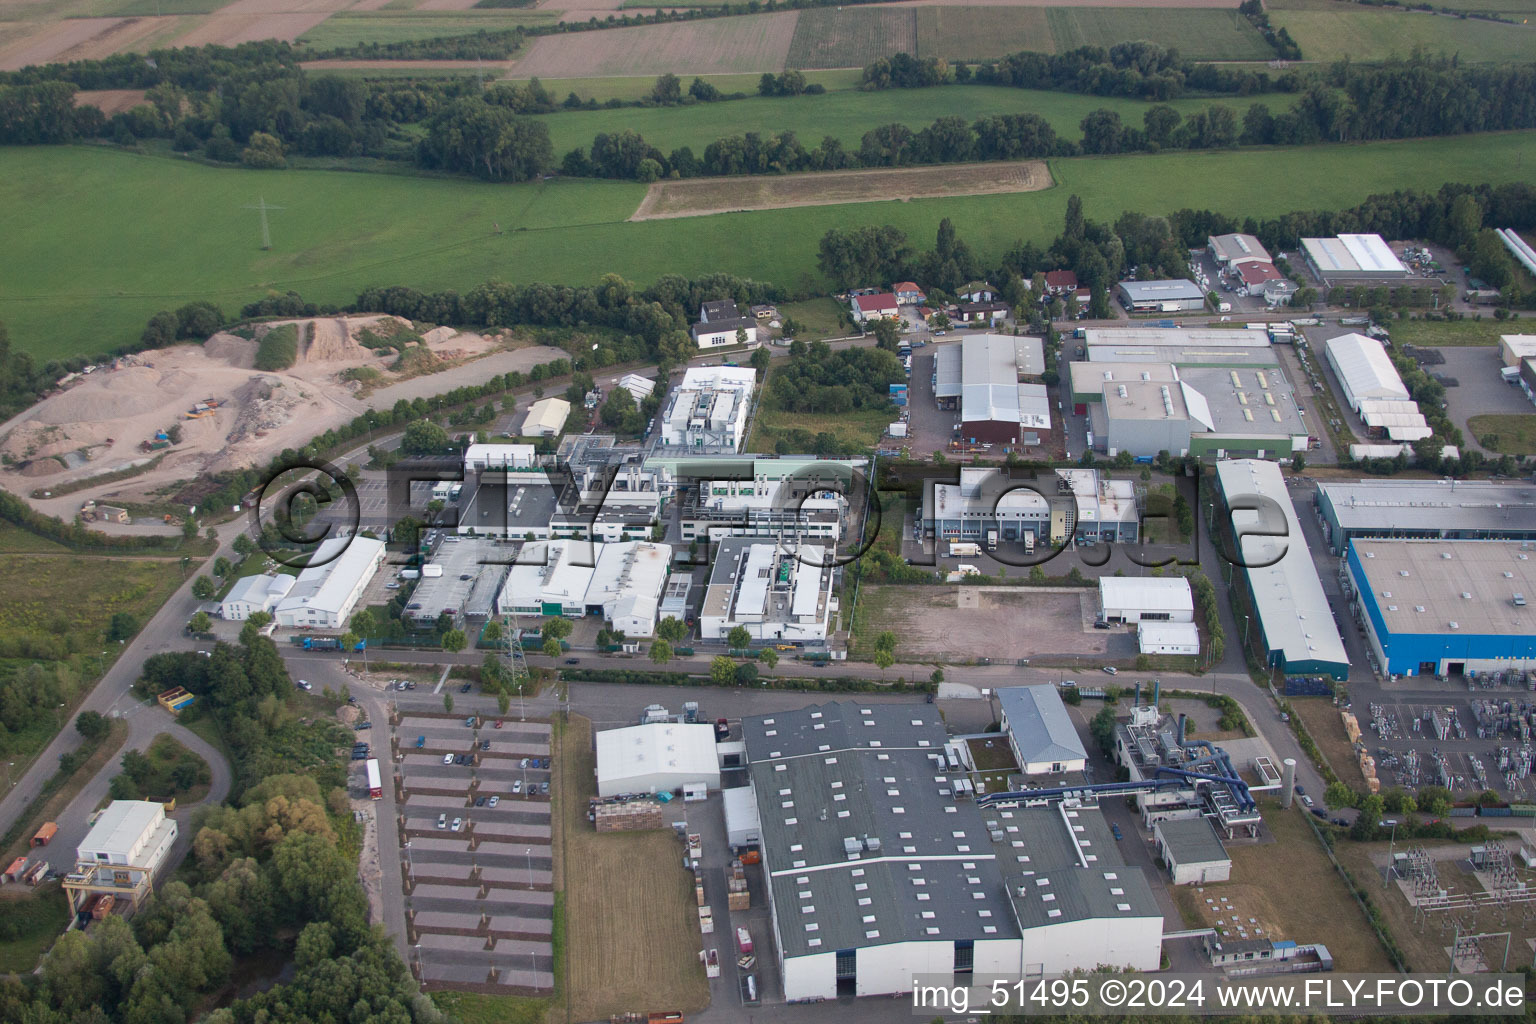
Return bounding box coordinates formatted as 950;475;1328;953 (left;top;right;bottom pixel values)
525;846;533;891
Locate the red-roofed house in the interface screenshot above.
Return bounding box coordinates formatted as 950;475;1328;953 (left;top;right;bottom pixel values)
1043;270;1078;294
1236;261;1284;296
851;293;899;324
892;282;925;305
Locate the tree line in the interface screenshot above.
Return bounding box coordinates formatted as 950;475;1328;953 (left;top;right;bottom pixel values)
767;342;905;415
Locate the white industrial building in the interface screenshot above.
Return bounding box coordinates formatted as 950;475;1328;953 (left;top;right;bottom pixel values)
595;722;721;797
521;397;571;437
1154;817;1231;885
996;685;1088;774
1098;576;1194;624
615;373;656;403
220;572;294;620
659;367;757;452
1325;333;1410;411
585;541;672;636
464;443;536;470
934;334;1050;446
1301;233;1410;285
61;800;178;913
722;786;762;847
1138;621;1201;656
699;538;836;642
272;536;386;630
1501;335;1536;368
498;540;596;618
742;702;1163;1002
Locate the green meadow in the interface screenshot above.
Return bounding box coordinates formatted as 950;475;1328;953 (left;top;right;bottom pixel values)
3;131;1534;360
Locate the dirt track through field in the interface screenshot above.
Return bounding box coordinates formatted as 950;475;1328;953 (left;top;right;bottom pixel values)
0;16;174;70
631;159;1052;220
512;10;796;76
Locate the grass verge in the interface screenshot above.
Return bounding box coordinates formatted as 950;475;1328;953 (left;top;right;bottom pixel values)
0;884;71;973
1468;413;1536;455
1391;317;1526;346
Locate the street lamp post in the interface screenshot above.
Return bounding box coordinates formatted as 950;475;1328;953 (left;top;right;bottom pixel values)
526;846;533;890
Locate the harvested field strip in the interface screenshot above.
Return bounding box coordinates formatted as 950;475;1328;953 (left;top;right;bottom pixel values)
511;11;796;77
73;88;148;115
631;159;1052;219
99;0;229;14
506;68;862;101
1044;7;1274;60
1270;7;1536;62
914;5;1054;59
172;11;335;45
295;9;557;48
786;6;916;68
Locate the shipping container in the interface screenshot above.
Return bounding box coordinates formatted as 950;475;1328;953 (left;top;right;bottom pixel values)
31;822;57;847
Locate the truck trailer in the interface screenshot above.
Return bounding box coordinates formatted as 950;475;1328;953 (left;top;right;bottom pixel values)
948;541;981;557
366;758;382;800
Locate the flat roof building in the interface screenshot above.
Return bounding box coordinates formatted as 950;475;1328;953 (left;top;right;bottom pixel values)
1345;539;1536;679
1301;234;1410;285
464;443;536;471
62;801;178;913
1116;279;1205;312
659;367;757;453
403;536;512;628
595;722;720;797
1215;459;1349;680
1055;468;1140;545
586;541;672;636
1316;479;1536;554
1099;576;1194;624
699;539;835;642
997;684;1088;774
935;334;1050;445
1139;620;1201;656
498;540;596;618
521;397;570;437
1083;328;1278;370
273;536;386;631
1154;817;1231;885
1500;335;1536;368
921;467;1053;546
1208;233;1271;270
220;572;294;621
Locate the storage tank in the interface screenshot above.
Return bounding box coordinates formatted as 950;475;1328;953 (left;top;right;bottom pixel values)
1281;758;1296;809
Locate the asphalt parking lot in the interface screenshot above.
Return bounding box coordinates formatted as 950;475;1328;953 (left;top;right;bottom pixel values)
394;711;556;991
1429;346;1536;454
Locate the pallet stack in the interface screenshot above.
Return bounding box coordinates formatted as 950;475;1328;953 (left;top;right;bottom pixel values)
727;858;750;910
593;799;665;833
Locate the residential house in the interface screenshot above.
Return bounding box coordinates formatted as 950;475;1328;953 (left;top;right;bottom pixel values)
892;281;926;305
850;293;899;324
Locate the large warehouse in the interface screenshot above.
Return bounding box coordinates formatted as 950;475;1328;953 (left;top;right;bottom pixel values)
1316;479;1536;554
1301;233;1411;286
934;334;1050;445
996;684;1088;774
699;538;836;642
1324;333;1410;411
1090;365;1309;460
273;536;386;630
1215;460;1349;680
496;540;672;634
742;702;1163;1001
1116;280;1205;312
1099;576;1194;624
920;467;1051;545
595;722;720;797
1345;539;1536;679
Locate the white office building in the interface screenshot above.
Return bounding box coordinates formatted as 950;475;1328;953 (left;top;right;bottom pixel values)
62;800;178;913
497;540;597;618
585;541;672;636
273;536;386;630
699;539;835;642
1098;576;1194;624
595;722;721;797
659;367;757;452
464;443;537;470
220;573;294;620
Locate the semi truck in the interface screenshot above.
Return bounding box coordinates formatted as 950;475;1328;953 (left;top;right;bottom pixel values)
985;529;998;551
366;758;382;800
948;541;981;557
290;636;367;651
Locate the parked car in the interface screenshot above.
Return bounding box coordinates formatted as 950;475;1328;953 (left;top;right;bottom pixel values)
464;716;475;727
1102;666;1118;675
442;753;454;765
354;721;370;731
450;818;462;832
480;739;491;750
538;758;550;770
1302;795;1315;807
1332;817;1349;827
1093;620;1110;630
416;736;426;748
1294;785;1306;796
436;813;447;829
520;758;530;769
385;582;400;590
1310;807;1328;819
564;658;580;665
488;796;500;808
475;796;487;807
494;720;504;729
297;679;312;691
540;782;550;795
459;683;471;693
1110;823;1123;840
513;780;523;795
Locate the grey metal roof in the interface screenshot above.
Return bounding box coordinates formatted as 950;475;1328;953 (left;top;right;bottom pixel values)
934;344;963;399
458;471;561;535
1155;816;1229;866
407;537;513;622
997;685;1087;765
1318;480;1536;535
1000;804;1162;928
1116;279;1204;302
1209;233;1271;265
745;702;1021;958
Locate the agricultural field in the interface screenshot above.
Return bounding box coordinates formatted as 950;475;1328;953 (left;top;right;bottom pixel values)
293;9;557;49
631;161;1052;220
534;83;1299;159
785;6;918;69
5;131;1536;360
511;11;797;77
1468;413;1536;455
1046;7;1273;60
559;716;708;1021
1270;6;1536;61
914;6;1054;60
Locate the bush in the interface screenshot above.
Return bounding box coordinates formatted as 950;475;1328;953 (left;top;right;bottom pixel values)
254;323;299;371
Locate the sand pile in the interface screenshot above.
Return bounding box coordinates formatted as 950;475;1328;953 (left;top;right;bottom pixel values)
30;365;183;423
203;332;256;367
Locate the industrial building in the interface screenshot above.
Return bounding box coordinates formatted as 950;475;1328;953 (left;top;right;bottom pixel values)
220;573;294;620
741;702;1163;1001
1315;479;1536;555
1154;817;1231;885
934;335;1050;445
1502;335;1536;368
691;298;760;348
659;367;757;453
1113;700;1261;840
1088;363;1309;460
920;467;1051;546
463;443;536;471
1115;280;1205;313
402;536;510;629
497;540;596;618
1207;233;1271;271
456;468;562;540
679;460;850;545
1054;469;1139;545
614;373;656;404
996;685;1088;774
496;540;672;634
1098;577;1193;624
1081;327;1277;370
1324;333;1411;412
273;536;386;630
595;722;721;797
585;541;672;636
1344;539;1536;679
699;538;836;642
1234;261;1287;298
521;397;571;437
1214;460;1349;680
61;801;178;914
1138;621;1201;656
1300;233;1410;286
